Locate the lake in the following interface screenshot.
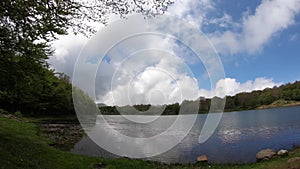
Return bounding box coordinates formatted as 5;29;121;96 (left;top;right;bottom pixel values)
71;106;300;164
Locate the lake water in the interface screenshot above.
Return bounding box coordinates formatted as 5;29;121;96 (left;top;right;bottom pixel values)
71;106;300;164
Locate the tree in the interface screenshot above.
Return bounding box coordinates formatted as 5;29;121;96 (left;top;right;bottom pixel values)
0;0;174;115
1;0;174;60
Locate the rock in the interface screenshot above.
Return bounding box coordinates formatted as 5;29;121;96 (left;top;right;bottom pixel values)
93;162;106;169
278;149;289;157
256;149;276;162
287;157;300;169
197;155;208;163
3;114;20;121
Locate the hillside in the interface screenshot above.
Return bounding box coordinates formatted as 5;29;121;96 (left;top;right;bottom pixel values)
224;80;300;112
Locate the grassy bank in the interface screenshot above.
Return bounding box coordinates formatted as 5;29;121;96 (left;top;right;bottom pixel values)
256;99;300;110
0;115;300;169
0;115;156;169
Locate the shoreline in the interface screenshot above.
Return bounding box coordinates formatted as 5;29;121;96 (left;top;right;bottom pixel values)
255;100;300;110
97;101;300;115
1;113;300;168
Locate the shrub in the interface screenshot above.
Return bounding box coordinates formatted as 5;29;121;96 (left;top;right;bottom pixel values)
0;108;9;114
14;111;23;119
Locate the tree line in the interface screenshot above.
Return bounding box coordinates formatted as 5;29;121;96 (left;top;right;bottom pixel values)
225;81;300;111
99;81;300;115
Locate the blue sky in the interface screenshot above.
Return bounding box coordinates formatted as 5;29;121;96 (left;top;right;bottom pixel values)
49;0;300;105
224;36;300;84
214;0;300;84
227;1;300;83
166;0;300;89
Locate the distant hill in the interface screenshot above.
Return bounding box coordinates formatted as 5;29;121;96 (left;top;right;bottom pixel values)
98;81;300;115
224;80;300;112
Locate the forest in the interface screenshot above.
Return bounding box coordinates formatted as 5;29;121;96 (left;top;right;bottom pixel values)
0;0;173;117
0;1;98;116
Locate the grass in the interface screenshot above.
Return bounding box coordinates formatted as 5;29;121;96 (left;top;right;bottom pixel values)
0;115;299;169
0;115;156;169
256;99;300;110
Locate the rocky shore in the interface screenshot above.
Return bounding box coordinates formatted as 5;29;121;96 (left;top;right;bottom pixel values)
40;122;85;150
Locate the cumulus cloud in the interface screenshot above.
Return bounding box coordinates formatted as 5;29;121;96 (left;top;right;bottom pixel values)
50;0;300;74
214;77;281;97
167;0;214;27
168;0;300;55
197;77;281;99
98;74;281;106
243;0;300;52
49;1;289;106
95;40;200;106
207;13;239;29
210;0;300;54
48;34;88;76
99;67;199;106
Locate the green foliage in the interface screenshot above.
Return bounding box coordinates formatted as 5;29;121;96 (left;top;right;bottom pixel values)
100;106;120;115
0;60;75;115
133;104;151;111
73;87;98;129
163;103;180;115
199;99;211;113
0;108;9;114
0;1;79;116
0;116;155;169
260;93;276;105
0;1;76;62
228;81;300;111
0;0;175;117
13;111;22;119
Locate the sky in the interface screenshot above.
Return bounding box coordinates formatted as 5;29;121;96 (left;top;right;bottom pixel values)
49;0;300;106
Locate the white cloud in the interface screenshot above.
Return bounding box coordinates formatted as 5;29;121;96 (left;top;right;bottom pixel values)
48;1;290;106
167;0;300;55
197;77;281;99
209;31;242;55
217;77;280;96
99;74;280;106
96;46;200;106
48;34;88;76
208;13;240;29
101;66;198;106
210;0;300;55
167;0;214;27
289;33;298;41
50;0;300;75
242;0;300;53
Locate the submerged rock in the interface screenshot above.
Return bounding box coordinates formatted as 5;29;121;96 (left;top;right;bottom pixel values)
256;149;276;162
197;155;208;163
278;149;289;157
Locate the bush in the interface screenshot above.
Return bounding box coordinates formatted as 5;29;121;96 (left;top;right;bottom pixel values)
0;108;9;114
14;111;23;119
